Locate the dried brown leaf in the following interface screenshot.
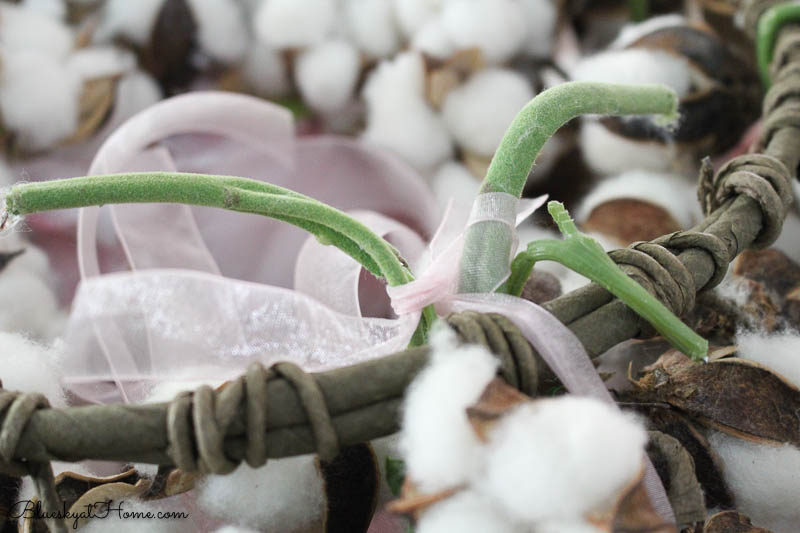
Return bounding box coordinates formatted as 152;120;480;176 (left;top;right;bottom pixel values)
647;431;706;526
466;378;530;442
703;510;774;533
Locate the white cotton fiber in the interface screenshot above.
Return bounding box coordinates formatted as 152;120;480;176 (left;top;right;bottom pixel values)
579;121;676;176
571;48;691;99
715;273;753;308
441;0;527;64
80;498;187;533
254;0;335;49
0;3;73;58
0;333;65;407
0;261;63;340
295;40;361;114
411;17;455;60
393;0;441;38
185;0;248;63
735;330;800;388
431;161;479;214
400;325;497;492
709;432;800;533
535;520;605;533
611;14;687;50
416;490;523;533
197;455;326;531
240;43;291;97
519;0;557;58
478;397;646;521
94;0;165;46
67;47;136;82
362;52;453;172
20;0;67;21
576;170;699;229
0;50;81;151
344;0;401;58
441;68;533;157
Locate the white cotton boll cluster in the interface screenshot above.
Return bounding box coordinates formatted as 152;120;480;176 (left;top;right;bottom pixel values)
197;455;326;532
0;3;73;58
362;52;453;172
735;330;800;388
708;432;800;533
417;490;525;533
0;333;65;407
442;68;533;157
20;0;66;21
412;18;454;60
393;0;441;39
579;121;677;176
441;0;527;64
478;397;647;522
80;499;187;533
67;47;137;82
519;0;557;58
571;48;691;99
296;40;361;114
255;0;336;49
576;170;700;229
240;43;291;98
344;0;401;58
186;0;248;63
94;0;165;46
0;50;81;151
400;325;498;492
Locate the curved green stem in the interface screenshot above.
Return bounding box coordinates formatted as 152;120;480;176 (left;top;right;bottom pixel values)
459;81;679;293
6;173;436;343
502;202;708;361
756;1;800;88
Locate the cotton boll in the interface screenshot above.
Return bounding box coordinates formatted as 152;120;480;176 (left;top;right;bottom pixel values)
0;3;73;58
0;267;62;340
0;333;65;407
441;0;527;64
197;455;326;532
20;0;67;21
94;0;165;46
430;161;479;215
0;51;81;151
579;121;677;176
479;397;647;522
80;498;187;533
576;170;700;229
519;0;557;58
412;18;455;60
255;0;336;49
362;52;454;172
240;43;291;97
393;0;441;38
416;490;523;533
185;0;248;63
67;47;136;82
295;40;361;114
400;325;498;492
441;68;533;157
709;432;800;533
611;14;687;50
345;0;401;58
571;49;691;98
735;331;800;388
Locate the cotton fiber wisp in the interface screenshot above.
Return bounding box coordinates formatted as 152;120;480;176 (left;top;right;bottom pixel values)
362;52;453;172
416;490;524;533
442;68;534;157
399;324;498;492
0;332;65;407
477;397;647;522
735;330;800;391
196;455;326;532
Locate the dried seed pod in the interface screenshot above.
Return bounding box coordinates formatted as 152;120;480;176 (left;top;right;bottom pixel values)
321;444;381;533
633;353;800;446
53;468;143;510
141;0;197;94
645;431;706;527
704;510;775;533
734;249;800;327
600;23;761;156
583;198;682;246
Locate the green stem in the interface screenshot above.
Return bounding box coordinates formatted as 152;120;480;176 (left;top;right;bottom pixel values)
459;82;678;293
627;0;649;21
6;173;436;344
502;202;708;361
756;1;800;88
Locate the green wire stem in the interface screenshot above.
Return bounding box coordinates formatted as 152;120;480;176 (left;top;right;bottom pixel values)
501;201;708;361
5;173;436;344
627;0;649;22
458;82;678;293
756;1;800;88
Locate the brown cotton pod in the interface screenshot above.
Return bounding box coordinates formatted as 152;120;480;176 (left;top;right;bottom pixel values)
141;0;198;94
645;431;706;527
601;24;761;155
704;510;775;532
320;444;380;533
63;76;116;146
633;354;800;447
466;378;531;442
53;468;143;511
582;198;682;246
734;248;800;327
